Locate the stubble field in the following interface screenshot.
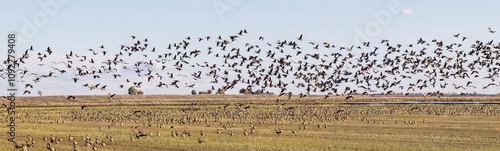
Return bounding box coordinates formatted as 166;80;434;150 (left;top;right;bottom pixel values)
1;95;500;151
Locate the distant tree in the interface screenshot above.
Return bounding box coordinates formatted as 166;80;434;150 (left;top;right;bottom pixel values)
137;91;144;95
128;86;138;95
207;90;213;95
265;91;274;95
247;86;253;94
191;90;197;95
37;91;42;96
239;88;250;94
254;89;263;94
198;91;207;95
217;88;225;95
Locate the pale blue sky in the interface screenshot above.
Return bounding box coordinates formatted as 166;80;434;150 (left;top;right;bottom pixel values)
1;0;499;95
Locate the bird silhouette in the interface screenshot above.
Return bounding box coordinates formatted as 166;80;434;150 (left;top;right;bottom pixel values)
67;95;76;100
488;27;496;33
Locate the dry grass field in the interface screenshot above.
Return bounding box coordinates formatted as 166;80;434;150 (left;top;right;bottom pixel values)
6;94;500;106
1;95;500;150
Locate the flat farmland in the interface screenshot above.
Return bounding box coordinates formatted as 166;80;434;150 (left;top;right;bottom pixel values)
0;95;500;150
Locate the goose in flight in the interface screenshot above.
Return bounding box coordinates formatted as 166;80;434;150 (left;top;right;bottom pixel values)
488;27;496;33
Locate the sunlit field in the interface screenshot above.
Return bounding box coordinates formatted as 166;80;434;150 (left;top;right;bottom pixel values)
1;95;499;151
3;0;500;150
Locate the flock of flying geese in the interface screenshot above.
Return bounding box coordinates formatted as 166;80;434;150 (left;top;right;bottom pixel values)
1;27;500;99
